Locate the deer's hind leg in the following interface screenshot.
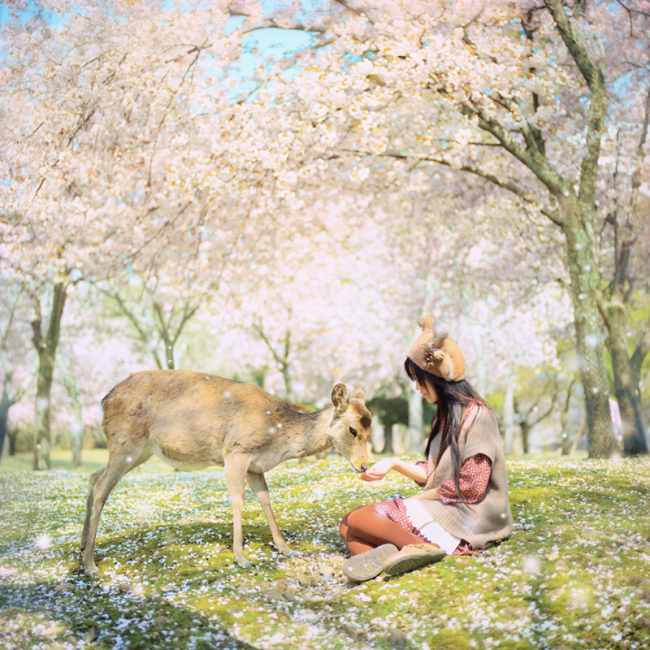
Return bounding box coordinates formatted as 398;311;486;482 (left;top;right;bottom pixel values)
81;464;108;551
247;472;295;557
82;447;151;577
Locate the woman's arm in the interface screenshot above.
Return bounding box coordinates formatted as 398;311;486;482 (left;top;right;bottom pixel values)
358;457;428;484
437;454;492;504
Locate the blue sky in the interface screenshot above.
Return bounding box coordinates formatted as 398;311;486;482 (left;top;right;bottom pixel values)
0;2;318;100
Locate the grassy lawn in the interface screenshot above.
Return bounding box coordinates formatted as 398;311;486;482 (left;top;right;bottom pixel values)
1;451;649;650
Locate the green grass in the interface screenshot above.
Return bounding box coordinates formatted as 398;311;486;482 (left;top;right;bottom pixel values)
1;452;649;650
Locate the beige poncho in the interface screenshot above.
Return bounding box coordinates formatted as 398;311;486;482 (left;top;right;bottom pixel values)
419;405;512;549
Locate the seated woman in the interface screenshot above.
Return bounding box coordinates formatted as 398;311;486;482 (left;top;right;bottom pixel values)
340;314;512;580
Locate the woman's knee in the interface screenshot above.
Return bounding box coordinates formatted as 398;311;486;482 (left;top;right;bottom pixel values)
339;513;350;537
347;504;380;533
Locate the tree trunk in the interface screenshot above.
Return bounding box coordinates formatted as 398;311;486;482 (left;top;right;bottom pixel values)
0;356;36;460
407;382;424;454
32;282;67;471
561;208;615;458
503;378;515;456
8;428;17;455
281;362;295;403
165;343;175;370
71;417;83;469
560;378;575;455
521;422;530;455
570;411;586;455
0;392;11;460
61;364;84;468
560;408;574;455
382;422;394;455
472;326;487;397
603;295;649;455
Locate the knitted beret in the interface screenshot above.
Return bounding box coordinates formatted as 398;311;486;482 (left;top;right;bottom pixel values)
406;314;466;382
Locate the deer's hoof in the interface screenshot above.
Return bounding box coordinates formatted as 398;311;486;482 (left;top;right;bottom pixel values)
84;564;100;579
283;550;298;558
236;560;252;569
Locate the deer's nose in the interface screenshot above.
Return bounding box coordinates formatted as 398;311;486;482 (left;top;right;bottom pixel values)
360;463;368;473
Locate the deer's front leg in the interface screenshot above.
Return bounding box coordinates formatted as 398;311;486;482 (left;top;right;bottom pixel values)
224;453;251;568
247;472;296;557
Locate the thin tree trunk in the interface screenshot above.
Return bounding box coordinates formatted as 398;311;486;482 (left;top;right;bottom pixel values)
561;415;574;455
0;393;10;460
472;326;487;397
603;297;649;455
0;355;37;461
570;411;586;455
281;362;294;403
32;283;67;471
61;363;84;468
503;378;515;456
561;208;615;458
560;378;575;455
521;422;530;455
8;428;17;455
382;423;394;455
407;382;424;454
71;411;84;469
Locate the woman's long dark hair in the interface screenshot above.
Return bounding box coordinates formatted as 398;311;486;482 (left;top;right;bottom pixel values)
404;356;490;502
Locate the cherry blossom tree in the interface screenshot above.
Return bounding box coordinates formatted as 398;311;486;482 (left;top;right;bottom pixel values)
0;0;294;466
233;0;650;457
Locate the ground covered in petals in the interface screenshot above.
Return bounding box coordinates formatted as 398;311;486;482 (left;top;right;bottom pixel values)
1;454;649;650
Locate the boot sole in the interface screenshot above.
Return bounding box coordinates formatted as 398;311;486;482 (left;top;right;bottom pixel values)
383;549;446;576
342;544;398;582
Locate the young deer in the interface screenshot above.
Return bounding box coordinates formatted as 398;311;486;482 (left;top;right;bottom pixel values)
81;370;372;576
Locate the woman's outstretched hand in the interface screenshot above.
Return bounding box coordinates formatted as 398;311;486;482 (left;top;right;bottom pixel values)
358;458;395;482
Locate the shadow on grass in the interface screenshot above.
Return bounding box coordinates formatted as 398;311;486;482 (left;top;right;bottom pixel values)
0;578;258;650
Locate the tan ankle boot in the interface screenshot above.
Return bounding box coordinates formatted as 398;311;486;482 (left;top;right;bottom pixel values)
382;543;446;576
342;544;399;582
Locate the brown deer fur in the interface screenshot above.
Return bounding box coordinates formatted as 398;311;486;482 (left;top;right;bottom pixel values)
81;370;372;575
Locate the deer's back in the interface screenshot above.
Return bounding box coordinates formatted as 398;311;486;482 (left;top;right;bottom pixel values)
101;370;281;464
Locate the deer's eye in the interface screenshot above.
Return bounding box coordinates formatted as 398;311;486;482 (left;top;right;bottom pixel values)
349;427;357;437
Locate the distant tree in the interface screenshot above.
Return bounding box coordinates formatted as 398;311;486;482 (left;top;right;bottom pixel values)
366;394;409;455
0;291;37;460
513;368;560;454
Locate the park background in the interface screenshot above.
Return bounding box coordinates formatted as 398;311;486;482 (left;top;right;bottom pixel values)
1;1;650;650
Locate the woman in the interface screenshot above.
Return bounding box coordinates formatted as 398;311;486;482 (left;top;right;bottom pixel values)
340;314;512;580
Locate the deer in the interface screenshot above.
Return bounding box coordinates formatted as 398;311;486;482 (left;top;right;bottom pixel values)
81;369;372;576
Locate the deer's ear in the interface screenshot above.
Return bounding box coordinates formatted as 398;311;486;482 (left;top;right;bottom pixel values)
331;383;350;415
350;387;366;403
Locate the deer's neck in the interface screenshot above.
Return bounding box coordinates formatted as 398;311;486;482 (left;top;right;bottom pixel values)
285;405;335;459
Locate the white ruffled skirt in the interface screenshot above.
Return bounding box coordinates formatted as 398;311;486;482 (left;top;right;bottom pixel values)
403;499;460;555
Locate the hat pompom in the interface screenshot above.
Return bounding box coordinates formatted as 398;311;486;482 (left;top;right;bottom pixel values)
417;314;434;332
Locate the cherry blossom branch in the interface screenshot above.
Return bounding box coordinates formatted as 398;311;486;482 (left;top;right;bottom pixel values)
340;148;563;226
544;0;607;207
99;288;164;368
332;0;375;24
6;178;45;234
127;202;191;261
0;292;21;351
615;0;650;36
465;103;567;196
252;318;285;368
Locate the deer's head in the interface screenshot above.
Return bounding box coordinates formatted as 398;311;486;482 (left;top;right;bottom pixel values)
329;384;372;473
